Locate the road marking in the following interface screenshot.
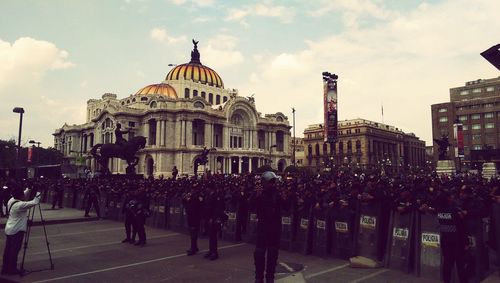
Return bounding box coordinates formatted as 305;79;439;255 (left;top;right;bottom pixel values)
30;233;180;255
279;262;295;273
31;227;123;239
32;243;247;283
304;263;350;279
349;269;389;283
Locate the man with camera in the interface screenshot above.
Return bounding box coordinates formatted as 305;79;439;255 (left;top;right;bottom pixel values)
2;185;41;275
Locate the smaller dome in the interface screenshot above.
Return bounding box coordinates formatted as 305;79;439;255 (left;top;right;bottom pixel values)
136;83;177;99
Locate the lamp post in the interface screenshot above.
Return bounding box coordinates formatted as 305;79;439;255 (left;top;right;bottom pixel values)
292;108;296;167
13;107;25;179
29;140;41;165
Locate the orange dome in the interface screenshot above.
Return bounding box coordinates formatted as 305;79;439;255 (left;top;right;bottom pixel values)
135;83;177;98
165;40;224;88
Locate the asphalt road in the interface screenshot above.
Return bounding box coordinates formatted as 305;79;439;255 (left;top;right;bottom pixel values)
0;214;445;283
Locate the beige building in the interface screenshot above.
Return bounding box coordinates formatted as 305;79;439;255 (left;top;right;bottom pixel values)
54;43;291;177
289;137;305;167
431;77;500;165
303;119;426;171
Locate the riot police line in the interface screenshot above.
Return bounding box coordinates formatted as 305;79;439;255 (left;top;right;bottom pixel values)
2;171;499;282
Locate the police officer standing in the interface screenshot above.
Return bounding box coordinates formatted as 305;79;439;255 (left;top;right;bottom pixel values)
132;187;149;247
122;191;137;244
51;181;64;210
252;171;283;283
84;183;101;218
203;183;225;260
183;183;203;255
436;191;469;283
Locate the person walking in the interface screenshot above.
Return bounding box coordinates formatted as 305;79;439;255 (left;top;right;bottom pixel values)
2;186;41;275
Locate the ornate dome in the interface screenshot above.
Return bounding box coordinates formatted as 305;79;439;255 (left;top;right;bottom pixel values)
135;83;178;98
165;40;224;88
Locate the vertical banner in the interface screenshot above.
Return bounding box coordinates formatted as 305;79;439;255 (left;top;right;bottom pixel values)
27;147;33;163
453;123;464;158
323;72;338;143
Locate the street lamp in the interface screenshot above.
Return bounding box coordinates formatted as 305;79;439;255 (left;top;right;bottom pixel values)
29;140;42;166
13;107;24;179
292;107;296;167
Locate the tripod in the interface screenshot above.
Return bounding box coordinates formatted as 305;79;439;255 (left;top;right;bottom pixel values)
20;203;54;276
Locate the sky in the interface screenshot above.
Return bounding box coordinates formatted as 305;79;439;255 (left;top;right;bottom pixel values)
0;0;499;148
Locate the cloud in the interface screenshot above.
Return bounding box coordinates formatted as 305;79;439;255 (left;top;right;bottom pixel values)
226;2;295;25
200;35;244;69
0;37;74;90
241;0;500;144
150;28;187;44
169;0;214;7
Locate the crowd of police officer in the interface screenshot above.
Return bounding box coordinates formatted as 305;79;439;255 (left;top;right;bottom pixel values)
1;169;499;283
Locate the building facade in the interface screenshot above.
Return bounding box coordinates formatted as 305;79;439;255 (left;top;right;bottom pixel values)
289;137;305;167
431;77;500;166
303;119;426;171
54;43;291;177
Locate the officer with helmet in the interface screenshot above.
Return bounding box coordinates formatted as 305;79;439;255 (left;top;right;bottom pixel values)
252;171;284;283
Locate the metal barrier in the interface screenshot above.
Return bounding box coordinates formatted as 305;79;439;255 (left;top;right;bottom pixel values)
242;211;258;244
280;210;293;251
331;206;355;260
154;197;167;229
464;215;489;282
168;197;184;232
291;208;312;254
385;210;415;273
312;208;329;257
415;212;441;280
222;208;238;241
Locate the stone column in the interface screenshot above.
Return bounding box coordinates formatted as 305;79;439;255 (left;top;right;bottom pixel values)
223;126;229;149
238;157;242;174
156;120;161;146
143;121;150;145
176;120;183;147
186;120;193;146
252;130;258;150
204;122;212;147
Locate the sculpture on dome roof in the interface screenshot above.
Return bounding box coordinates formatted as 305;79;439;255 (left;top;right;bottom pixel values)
191;39;201;64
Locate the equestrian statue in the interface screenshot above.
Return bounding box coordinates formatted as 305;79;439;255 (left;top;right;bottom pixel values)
90;123;146;175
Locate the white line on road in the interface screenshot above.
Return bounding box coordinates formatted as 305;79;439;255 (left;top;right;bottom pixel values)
304;263;350;279
349;269;389;283
32;243;247;283
30;233;180;255
31;227;123;239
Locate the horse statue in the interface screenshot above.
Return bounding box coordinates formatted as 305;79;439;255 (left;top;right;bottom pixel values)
90;136;146;175
193;147;216;176
433;135;450;160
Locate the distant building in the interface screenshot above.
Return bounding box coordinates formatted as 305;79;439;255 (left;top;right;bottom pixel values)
431;76;500;167
303;118;426;171
289;137;305;167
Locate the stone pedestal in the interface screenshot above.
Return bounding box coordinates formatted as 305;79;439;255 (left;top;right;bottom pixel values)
436;160;455;175
482;162;498;180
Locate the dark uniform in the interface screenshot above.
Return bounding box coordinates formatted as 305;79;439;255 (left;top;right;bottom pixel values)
252;172;283;283
437;193;469;283
132;191;149;246
51;182;64;209
203;187;225;260
84;184;101;218
122;192;138;244
183;188;203;255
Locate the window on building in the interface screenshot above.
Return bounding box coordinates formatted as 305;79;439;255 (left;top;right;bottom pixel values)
472;88;482;93
201;91;206;99
216;95;221;104
471;114;481;120
184;88;190;99
223;96;228;103
150;101;157;108
438;108;447;113
315;144;320;156
463;125;468;131
355;129;360;134
472;145;481;150
471;105;480;109
485;112;494;119
458;115;467;121
208;93;213;104
439;117;448;123
484;103;494;108
141;97;148;101
193;90;198;97
472;134;481;140
486;86;494;92
472;124;481;130
485;123;495;129
128;121;135;127
460;90;469;95
347;129;352;134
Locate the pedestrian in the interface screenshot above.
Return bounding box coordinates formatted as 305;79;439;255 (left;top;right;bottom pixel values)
252;171;284;283
183;184;203;255
132;187;149;247
436;191;469;283
172;166;178;181
51;182;64;210
203;184;226;260
2;186;41;275
84;183;101;218
121;191;137;244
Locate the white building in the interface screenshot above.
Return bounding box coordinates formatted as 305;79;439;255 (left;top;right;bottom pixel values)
53;42;291;177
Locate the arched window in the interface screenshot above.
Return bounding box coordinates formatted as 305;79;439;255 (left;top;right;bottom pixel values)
223;96;228;103
184;88;190;99
193;90;198;97
201;91;206;99
150;101;157;108
132;98;136;102
216;95;221;104
338;142;343;153
141;97;148;101
208;93;213;104
347;140;352;153
315;144;320;156
323;143;328;155
356;140;361;153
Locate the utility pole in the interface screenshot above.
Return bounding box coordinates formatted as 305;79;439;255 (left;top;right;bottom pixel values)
292;107;296;167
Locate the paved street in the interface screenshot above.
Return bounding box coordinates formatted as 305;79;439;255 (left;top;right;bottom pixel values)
0;206;445;283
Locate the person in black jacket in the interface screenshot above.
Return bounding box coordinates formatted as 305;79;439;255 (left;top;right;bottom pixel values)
84;183;101;218
252;171;283;283
122;191;137;244
132;187;149;247
183;183;203;255
436;190;469;283
203;184;225;261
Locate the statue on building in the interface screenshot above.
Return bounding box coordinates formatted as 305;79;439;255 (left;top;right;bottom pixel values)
190;39;201;64
434;135;450;160
114;123;129;147
90;135;146;175
193;147;216;176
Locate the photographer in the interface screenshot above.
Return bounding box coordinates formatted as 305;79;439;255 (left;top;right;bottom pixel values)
2;186;41;275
